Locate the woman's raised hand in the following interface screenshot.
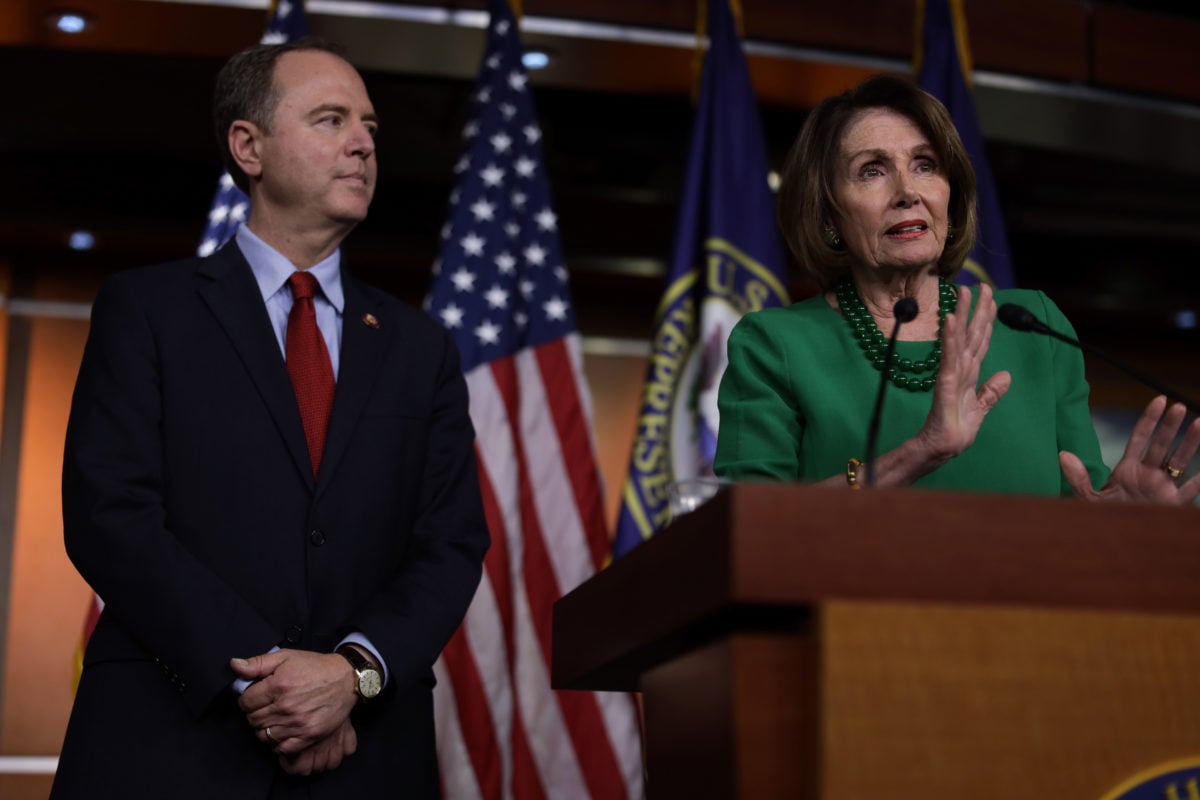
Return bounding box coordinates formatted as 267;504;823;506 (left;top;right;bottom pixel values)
916;284;1012;462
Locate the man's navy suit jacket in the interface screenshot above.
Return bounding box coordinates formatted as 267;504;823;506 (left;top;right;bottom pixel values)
53;242;489;798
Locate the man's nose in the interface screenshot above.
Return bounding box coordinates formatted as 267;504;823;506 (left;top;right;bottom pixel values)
347;121;376;158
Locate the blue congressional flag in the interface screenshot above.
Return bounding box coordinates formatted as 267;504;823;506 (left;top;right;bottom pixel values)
612;0;789;558
198;0;309;257
916;0;1014;288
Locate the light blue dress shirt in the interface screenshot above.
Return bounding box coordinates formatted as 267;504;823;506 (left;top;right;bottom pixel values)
230;225;389;688
236;225;344;378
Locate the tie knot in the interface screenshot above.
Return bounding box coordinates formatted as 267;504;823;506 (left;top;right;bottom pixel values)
289;271;319;301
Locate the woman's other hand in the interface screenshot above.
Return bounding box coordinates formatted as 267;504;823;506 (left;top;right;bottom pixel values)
1061;395;1200;504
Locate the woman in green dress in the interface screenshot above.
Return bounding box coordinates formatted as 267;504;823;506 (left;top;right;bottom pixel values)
714;75;1198;504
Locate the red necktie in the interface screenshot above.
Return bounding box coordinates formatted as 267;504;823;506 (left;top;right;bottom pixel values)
286;271;335;477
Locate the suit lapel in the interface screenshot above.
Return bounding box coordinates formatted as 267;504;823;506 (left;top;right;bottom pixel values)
197;243;315;488
316;274;389;495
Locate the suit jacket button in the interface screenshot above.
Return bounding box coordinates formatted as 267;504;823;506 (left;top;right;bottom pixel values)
309;529;326;546
285;626;303;644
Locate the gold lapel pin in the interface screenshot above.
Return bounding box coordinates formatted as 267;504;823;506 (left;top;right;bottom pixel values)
362;313;379;329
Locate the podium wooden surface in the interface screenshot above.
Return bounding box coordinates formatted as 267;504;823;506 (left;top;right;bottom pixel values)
552;484;1200;799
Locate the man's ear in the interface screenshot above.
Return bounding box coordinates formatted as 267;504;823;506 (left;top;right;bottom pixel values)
228;121;263;180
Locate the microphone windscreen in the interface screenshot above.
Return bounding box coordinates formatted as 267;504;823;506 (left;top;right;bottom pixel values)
998;303;1039;332
894;297;919;323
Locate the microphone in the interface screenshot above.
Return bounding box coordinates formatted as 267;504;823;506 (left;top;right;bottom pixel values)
998;302;1200;415
864;297;919;486
894;297;919;323
997;303;1050;335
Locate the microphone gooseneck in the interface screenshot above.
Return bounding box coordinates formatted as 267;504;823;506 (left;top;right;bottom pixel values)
998;302;1200;415
864;297;919;487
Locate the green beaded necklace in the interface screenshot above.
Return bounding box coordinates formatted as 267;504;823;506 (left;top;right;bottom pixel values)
834;277;958;392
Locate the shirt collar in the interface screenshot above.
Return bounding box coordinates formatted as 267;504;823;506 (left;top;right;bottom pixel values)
236;225;345;313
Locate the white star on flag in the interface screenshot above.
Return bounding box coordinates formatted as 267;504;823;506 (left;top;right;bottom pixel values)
439;303;465;328
480;164;505;187
524;243;546;265
484;285;509;309
543;295;568;321
515;156;536;177
470;199;495;221
535;208;557;231
474;319;501;344
460;232;486;256
490;133;512;153
450;268;476;292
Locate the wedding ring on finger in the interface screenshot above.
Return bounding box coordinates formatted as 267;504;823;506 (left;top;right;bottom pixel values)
264;726;276;744
1164;464;1184;480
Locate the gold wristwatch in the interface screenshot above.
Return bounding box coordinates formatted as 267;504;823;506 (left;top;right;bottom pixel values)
337;646;383;701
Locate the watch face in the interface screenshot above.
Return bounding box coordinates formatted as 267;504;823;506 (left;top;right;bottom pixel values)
359;669;383;699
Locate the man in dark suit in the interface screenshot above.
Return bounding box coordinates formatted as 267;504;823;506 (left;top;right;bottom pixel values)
53;38;488;798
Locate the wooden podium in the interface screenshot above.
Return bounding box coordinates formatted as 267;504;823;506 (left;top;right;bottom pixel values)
552;484;1200;798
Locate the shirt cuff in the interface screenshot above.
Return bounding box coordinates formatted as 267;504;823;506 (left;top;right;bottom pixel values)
337;633;390;687
231;645;280;695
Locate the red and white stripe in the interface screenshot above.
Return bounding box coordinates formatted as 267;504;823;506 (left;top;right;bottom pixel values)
435;333;643;799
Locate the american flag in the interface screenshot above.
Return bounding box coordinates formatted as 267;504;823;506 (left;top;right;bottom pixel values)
197;0;310;257
425;1;643;797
